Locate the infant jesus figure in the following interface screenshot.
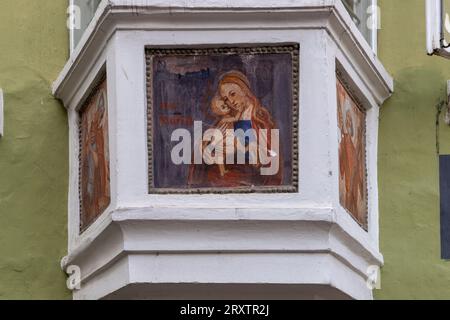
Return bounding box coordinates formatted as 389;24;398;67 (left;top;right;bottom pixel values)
205;95;243;177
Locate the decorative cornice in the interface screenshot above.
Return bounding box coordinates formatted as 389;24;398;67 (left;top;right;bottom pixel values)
53;0;393;107
61;206;382;300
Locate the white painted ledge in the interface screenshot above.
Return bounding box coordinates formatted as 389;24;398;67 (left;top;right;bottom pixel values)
54;0;393;300
61;206;382;300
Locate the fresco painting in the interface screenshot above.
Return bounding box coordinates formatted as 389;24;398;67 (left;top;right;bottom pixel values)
337;78;368;228
80;78;110;230
147;46;299;193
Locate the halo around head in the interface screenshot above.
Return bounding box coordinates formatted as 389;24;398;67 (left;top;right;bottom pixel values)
218;70;251;91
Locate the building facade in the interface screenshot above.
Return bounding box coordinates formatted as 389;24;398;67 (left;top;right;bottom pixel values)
377;0;450;300
0;0;70;299
0;0;448;300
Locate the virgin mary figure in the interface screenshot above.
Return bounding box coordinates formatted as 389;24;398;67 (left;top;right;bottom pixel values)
188;70;282;188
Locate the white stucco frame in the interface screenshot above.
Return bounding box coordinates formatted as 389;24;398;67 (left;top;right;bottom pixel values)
426;0;450;58
54;0;393;300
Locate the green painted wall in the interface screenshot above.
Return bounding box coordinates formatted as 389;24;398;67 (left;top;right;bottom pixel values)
0;0;70;299
376;0;450;299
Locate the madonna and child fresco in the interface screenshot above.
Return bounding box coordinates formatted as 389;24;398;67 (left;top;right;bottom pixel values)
147;46;299;193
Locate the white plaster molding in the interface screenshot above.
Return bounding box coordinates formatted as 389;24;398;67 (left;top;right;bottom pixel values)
53;0;393;105
61;208;381;300
54;0;393;300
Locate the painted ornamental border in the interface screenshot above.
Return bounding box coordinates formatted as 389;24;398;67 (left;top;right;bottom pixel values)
145;44;300;194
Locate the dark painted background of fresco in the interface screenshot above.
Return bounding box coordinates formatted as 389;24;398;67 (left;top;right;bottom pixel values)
151;52;294;189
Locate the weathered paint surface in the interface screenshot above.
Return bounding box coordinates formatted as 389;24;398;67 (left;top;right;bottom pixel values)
377;0;450;299
337;78;367;228
0;0;70;299
80;78;110;231
149;47;296;192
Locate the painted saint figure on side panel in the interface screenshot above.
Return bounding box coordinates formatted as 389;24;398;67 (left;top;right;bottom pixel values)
80;79;111;230
337;78;367;228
